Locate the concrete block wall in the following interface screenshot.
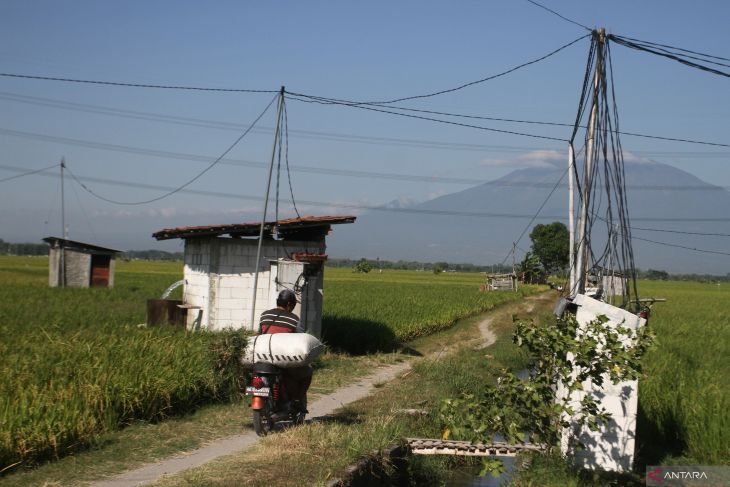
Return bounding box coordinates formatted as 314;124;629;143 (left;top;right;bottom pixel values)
48;247;91;288
182;237;325;333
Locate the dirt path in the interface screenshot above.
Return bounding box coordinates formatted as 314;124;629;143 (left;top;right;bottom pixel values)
91;292;553;487
476;315;497;349
91;362;412;487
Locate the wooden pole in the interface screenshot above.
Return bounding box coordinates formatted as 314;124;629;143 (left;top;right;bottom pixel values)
250;87;285;331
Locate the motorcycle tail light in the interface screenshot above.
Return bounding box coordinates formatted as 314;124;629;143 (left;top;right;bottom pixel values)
251;376;265;388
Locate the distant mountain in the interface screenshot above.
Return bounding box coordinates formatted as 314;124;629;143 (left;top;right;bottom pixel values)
327;160;730;274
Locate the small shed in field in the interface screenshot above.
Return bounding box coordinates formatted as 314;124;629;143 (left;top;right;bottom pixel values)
43;237;121;288
484;273;517;291
152;215;356;337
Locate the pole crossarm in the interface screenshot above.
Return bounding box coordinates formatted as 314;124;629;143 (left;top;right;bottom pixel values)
404;438;545;457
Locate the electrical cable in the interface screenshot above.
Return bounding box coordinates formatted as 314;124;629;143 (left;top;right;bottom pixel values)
0;162;57;183
68;172;98;241
64;94;278;205
0;72;278;93
524;0;592;31
4;90;730;152
609;34;730;79
18;164;730;222
286;93;567;142
289;34;590;106
627;226;730;237
613;34;730;63
282;99;301;218
500;166;569;265
628;234;730;256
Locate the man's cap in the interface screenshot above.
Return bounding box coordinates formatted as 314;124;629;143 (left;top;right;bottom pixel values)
278;289;297;303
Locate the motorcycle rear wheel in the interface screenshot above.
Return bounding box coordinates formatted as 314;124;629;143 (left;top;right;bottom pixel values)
252;407;272;436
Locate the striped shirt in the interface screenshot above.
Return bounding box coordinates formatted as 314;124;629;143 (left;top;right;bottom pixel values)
259;308;302;334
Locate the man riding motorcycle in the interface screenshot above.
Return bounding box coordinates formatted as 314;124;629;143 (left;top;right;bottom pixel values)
258;289;313;413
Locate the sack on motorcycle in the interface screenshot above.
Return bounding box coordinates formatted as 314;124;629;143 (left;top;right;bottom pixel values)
241;333;326;368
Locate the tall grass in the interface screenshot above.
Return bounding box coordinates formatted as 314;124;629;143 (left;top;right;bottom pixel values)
0;257;247;471
637;280;730;465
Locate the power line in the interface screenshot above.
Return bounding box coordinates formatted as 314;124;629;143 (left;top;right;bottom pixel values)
292;34;590;106
613;34;730;63
609;34;730;79
630;234;730;257
1;130;730;192
501;166;569;265
3;90;730;154
289;92;730;148
627;225;730;238
6;164;730;224
65;93;278;205
0;72;278;93
524;0;592;32
0;162;57;183
286;93;567;142
54;169;730;257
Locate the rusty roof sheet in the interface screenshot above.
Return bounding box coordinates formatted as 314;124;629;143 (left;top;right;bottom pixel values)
152;215;356;241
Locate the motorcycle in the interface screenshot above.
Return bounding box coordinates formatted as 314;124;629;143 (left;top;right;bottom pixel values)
246;362;306;436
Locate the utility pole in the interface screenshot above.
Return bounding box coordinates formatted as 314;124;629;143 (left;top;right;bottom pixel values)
512;242;516;273
574;29;604;297
60;158;66;288
250;87;285;331
512;241;518;291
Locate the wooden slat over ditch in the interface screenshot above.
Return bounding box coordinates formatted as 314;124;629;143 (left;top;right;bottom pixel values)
405;438;544;457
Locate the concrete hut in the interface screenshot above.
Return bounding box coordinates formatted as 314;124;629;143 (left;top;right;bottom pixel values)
152;215;356;338
44;237;121;288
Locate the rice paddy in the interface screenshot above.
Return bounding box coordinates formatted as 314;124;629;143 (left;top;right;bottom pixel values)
2;254;724;475
0;257;533;472
636;280;730;465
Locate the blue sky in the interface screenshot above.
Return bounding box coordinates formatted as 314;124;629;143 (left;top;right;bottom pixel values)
0;1;728;256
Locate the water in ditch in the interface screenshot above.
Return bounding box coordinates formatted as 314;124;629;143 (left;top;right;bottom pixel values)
443;457;517;486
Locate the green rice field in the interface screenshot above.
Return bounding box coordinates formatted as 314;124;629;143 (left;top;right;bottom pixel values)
0;256;533;472
2;254;725;473
322;268;538;352
636;280;730;465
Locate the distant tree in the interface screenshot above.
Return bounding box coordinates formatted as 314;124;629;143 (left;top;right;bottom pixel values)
519;252;545;284
353;258;373;273
529;222;570;275
645;269;670;280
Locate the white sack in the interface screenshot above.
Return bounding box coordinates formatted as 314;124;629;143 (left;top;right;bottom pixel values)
241;333;326;368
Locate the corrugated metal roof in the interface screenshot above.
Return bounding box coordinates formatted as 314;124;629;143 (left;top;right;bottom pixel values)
43;237;122;254
152;215;356;241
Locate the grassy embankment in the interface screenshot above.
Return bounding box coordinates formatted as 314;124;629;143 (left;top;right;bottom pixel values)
0;257;535;483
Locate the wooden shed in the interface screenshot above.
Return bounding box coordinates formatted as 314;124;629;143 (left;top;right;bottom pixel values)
44;237;121;288
484;273;517;291
152;215;356;338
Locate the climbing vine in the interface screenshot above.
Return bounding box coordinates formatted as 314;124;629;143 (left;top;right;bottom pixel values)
439;312;654;474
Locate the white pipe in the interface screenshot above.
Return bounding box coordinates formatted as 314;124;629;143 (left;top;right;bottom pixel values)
568;143;576;297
